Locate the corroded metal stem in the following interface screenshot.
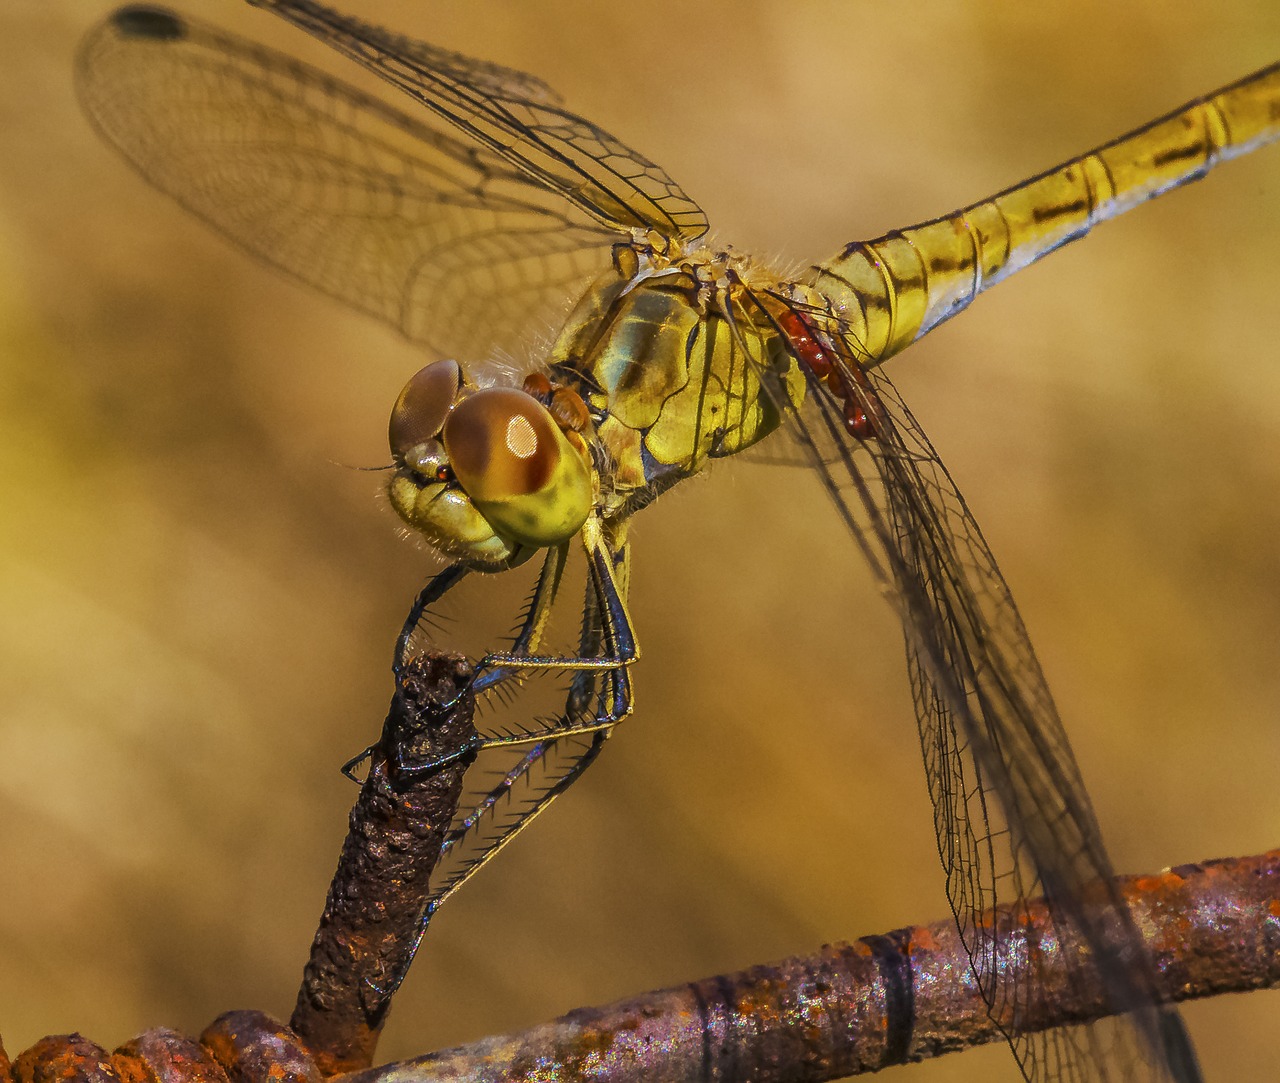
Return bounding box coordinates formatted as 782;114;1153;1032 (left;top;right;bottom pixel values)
10;1014;317;1083
289;652;477;1075
338;849;1280;1083
7;850;1277;1081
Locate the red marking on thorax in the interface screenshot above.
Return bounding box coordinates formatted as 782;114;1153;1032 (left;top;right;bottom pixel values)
777;309;834;379
777;308;881;441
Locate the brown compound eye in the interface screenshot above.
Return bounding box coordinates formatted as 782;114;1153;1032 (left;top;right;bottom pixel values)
444;389;559;501
389;359;463;462
442;387;592;547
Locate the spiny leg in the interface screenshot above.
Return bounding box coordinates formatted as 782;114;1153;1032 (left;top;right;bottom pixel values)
372;538;631;995
341;561;477;780
479;516;637;680
394;560;473;677
343;563;481;783
568;535;633;725
377;519;637;780
473;541;570;694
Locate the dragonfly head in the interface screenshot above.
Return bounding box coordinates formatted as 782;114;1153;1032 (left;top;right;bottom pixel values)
387;360;595;568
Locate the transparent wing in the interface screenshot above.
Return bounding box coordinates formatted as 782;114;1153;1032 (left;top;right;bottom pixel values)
246;0;709;241
76;8;623;361
733;291;1200;1083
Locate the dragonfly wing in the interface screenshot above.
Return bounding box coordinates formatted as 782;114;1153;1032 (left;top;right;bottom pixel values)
246;0;709;241
76;9;621;362
735;293;1199;1082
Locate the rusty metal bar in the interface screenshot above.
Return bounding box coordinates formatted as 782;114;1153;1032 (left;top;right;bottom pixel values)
12;1035;122;1083
8;849;1277;1081
9;1013;317;1083
335;848;1280;1083
115;1027;232;1083
289;651;477;1076
202;1011;321;1083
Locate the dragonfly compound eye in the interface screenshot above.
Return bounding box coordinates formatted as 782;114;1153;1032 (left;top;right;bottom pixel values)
443;388;593;548
388;359;464;463
387;359;528;566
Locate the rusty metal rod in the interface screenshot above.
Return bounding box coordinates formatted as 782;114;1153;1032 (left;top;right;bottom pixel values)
9;1013;318;1083
333;848;1279;1083
290;651;477;1076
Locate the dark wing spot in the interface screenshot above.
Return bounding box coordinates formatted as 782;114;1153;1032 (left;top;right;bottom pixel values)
112;6;186;41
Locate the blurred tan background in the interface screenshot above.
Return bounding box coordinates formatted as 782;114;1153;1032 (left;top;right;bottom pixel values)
2;1;1279;1079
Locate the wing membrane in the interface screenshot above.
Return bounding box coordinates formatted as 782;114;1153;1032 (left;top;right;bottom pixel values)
76;8;622;361
735;292;1199;1083
246;0;709;241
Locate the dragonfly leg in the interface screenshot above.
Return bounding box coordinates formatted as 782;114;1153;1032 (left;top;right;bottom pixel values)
470;541;571;693
479;515;637;678
377;558;631;990
386;519;636;778
334;563;481;784
471;515;638;752
381;547;571;778
371;563;630;991
339;745;374;783
570;532;634;725
393;560;473;677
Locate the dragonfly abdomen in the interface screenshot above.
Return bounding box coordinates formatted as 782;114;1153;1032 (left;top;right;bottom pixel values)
812;60;1280;365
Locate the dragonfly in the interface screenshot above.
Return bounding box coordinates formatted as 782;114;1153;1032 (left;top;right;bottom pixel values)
76;3;1280;1079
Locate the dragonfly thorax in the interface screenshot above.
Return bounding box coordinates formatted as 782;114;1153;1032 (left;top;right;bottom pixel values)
386;359;595;568
549;240;808;514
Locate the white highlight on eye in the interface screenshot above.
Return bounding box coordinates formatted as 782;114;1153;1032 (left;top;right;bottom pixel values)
505;414;538;458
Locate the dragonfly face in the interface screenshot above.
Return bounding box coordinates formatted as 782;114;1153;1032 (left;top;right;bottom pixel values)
387;358;595;567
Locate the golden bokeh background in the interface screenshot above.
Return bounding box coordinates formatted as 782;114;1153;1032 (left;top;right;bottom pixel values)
2;2;1279;1079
